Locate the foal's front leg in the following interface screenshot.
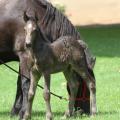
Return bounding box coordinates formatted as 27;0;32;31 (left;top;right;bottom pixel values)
23;68;41;120
63;70;79;119
43;72;52;120
18;52;30;119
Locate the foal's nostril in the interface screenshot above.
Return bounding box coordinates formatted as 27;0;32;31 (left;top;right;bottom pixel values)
26;43;32;48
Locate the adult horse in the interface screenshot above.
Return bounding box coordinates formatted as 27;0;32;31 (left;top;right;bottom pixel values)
0;0;29;117
0;0;95;119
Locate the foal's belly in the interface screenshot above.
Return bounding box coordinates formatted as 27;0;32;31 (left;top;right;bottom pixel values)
36;59;67;74
48;63;66;74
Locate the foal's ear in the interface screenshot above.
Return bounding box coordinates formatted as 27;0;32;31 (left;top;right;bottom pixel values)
23;11;29;22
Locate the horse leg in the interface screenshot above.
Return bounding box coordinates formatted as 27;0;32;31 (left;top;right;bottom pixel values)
85;71;96;116
11;67;23;116
43;72;52;120
17;52;30;119
63;70;78;119
23;68;40;120
74;64;97;116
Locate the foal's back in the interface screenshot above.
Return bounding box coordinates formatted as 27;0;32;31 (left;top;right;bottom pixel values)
32;36;85;73
51;36;85;62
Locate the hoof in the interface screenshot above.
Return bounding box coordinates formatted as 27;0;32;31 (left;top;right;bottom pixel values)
73;109;83;117
91;112;96;117
61;111;72;119
46;113;53;120
22;113;31;120
61;115;67;120
10;107;21;117
19;109;26;120
91;107;97;116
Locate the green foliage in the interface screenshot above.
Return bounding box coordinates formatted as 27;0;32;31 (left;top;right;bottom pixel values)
0;25;120;120
55;4;66;14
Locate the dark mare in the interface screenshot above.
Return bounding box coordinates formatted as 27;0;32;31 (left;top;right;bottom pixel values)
0;0;28;117
0;0;95;119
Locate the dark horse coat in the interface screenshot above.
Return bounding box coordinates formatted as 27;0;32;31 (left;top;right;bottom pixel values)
0;0;95;117
25;0;96;114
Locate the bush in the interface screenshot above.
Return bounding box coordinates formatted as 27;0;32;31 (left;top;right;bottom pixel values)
55;4;66;14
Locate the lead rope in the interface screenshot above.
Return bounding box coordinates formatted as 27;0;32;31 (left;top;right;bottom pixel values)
0;59;67;101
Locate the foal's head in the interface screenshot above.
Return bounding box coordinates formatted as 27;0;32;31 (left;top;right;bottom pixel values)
23;12;39;48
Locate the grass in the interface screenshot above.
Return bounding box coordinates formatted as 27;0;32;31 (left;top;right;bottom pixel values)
0;25;120;120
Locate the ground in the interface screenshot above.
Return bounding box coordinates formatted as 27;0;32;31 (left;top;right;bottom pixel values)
0;25;120;120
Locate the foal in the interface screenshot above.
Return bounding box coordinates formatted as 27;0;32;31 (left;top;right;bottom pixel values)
23;15;96;120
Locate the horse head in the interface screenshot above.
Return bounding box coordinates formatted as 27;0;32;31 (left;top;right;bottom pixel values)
23;12;39;48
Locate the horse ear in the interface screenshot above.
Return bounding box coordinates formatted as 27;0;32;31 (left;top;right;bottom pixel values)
23;11;29;22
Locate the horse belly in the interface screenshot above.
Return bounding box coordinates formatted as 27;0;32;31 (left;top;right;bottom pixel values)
0;51;18;64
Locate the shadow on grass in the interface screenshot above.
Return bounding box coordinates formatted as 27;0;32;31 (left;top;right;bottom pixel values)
0;111;10;116
0;110;63;117
76;24;120;57
32;110;63;117
97;110;118;116
0;110;118;118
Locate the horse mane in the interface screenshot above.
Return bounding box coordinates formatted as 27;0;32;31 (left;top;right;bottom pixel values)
41;2;81;41
26;0;81;42
37;25;51;44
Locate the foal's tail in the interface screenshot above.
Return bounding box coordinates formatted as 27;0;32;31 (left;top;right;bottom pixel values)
77;39;96;70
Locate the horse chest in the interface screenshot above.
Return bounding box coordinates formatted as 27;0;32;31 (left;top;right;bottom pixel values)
34;50;66;73
34;48;54;71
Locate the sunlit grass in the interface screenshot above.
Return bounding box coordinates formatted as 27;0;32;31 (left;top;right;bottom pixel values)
0;25;120;120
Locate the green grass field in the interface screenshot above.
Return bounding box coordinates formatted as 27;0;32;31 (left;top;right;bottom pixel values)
0;25;120;120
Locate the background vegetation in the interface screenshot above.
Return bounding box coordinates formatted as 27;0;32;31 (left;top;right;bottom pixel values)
0;25;120;120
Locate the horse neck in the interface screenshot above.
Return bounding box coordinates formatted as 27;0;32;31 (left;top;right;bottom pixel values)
26;0;47;21
32;28;50;51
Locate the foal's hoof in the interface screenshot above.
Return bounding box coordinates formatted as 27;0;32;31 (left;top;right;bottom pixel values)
22;113;31;120
61;115;67;120
91;107;97;116
10;107;21;117
19;109;25;120
61;112;71;119
91;112;96;117
46;113;53;120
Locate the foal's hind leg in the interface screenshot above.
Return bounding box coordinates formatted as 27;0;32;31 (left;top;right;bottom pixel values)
23;68;41;120
74;64;97;116
43;72;52;120
63;70;79;119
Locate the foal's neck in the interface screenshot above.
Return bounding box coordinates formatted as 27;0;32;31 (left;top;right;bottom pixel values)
37;27;50;44
32;27;50;54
